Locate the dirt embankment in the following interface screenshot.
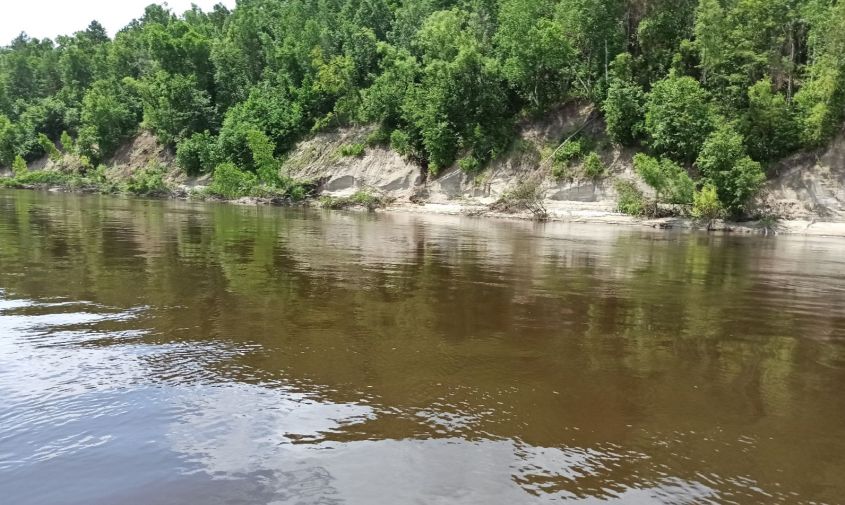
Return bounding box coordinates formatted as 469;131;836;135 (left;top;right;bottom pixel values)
11;110;845;237
283;105;845;236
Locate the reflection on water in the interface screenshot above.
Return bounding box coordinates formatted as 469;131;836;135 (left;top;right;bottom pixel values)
0;189;844;504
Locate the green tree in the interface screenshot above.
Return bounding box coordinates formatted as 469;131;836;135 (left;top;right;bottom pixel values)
77;79;141;161
696;125;765;214
603;53;645;146
135;71;215;146
495;0;573;109
644;72;714;162
743;78;798;161
633;153;694;205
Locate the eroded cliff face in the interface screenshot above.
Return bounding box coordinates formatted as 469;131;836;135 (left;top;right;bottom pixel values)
13;109;845;225
285;107;845;223
285;103;641;211
760;132;845;220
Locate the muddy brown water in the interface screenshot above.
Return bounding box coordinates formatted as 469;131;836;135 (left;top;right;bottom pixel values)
0;189;844;504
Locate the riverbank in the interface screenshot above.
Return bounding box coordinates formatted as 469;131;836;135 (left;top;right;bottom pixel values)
7;181;845;238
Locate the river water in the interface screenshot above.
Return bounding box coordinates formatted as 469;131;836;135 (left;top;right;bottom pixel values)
0;189;843;504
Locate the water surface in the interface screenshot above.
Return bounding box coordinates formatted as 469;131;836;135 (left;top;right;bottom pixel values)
0;189;844;504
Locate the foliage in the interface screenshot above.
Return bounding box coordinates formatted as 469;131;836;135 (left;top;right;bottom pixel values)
38;133;61;161
743;78;798;161
614;179;646;216
458;156;481;173
339;143;366;157
176;131;218;175
691;183;725;223
320;190;391;210
494;175;548;219
582;152;606;180
77;79;140;162
125;163;169;195
603;54;645;146
208;162;258;199
555;139;583;164
134;71;215;146
60;131;75;154
696;125;765;215
644;72;715;162
12;155;28;176
633;153;694;205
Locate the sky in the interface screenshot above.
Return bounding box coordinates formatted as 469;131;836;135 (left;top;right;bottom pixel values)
0;0;238;44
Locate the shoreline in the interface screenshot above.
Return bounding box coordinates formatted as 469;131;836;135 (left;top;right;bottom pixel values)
8;183;845;239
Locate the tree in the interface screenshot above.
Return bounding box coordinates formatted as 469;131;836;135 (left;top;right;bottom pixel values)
691;183;725;226
77;79;140;161
743;78;798;161
603;54;645;146
644;72;714;162
135;71;215;146
495;0;573;109
696;125;765;214
176;131;218;175
633;153;694;206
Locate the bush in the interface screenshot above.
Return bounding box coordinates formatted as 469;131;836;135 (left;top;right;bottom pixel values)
339;143;365;157
644;72;715;162
494;175;548;219
125;163;169;195
458;156;481;173
390;129;412;156
633;153;694;205
365;128;390;147
60;131;75;154
696;125;765;215
319;190;390;210
582;152;606;180
208;162;257;199
555;139;583;164
692;183;726;224
614;179;646;216
11;155;28;176
38;134;62;161
176;131;219;175
604;55;645;146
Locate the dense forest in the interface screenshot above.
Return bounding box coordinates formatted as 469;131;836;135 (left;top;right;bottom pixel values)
1;0;844;215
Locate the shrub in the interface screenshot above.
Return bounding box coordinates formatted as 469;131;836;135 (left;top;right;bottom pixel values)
494;175;548;219
551;163;571;181
38;134;62;161
633;153;694;205
60;131;75;154
458;156;481;173
365;128;390;147
390;129;412;156
644;72;715;162
696;125;765;215
555;139;583;164
208;162;257;199
319;190;390;210
339;143;365;157
583;152;606;180
11;155;28;176
692;183;725;225
176;131;219;175
125;163;169;196
615;179;646;216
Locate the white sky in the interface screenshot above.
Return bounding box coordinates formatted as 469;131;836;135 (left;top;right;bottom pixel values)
1;0;238;44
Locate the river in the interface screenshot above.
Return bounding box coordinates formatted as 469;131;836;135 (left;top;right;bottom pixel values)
0;189;843;504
